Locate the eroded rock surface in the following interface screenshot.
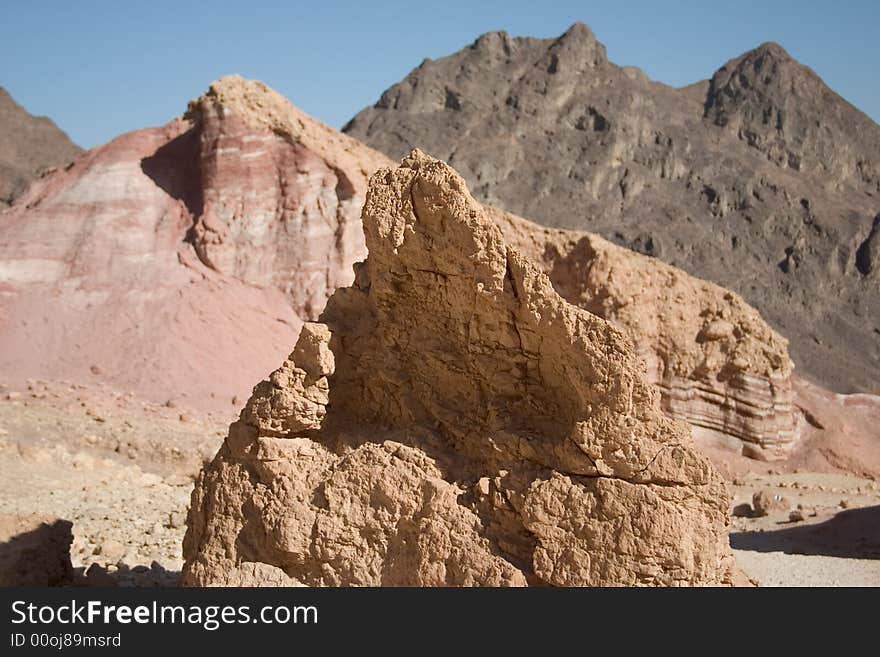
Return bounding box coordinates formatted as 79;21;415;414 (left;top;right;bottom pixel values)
493;210;796;458
186;76;390;319
183;151;741;587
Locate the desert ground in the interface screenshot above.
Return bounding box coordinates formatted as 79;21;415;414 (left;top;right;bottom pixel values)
1;355;877;587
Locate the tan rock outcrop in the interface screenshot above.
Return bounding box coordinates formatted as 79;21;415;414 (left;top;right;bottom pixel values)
183;151;740;587
492;210;797;458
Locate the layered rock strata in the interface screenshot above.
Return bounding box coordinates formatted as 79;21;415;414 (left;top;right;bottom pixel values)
185;77;391;319
0;76;391;410
493;211;796;458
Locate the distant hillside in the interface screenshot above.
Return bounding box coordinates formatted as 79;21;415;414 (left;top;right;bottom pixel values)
0;86;82;207
345;23;880;394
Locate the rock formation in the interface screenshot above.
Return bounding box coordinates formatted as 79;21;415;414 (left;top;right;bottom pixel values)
0;86;81;207
491;210;796;458
185;77;390;320
0;76;391;410
344;23;880;395
183;151;742;587
0;514;73;586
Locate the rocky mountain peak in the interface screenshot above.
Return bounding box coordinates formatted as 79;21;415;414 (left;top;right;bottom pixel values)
751;41;791;59
471;29;516;56
345;25;880;394
705;41;804;122
549;21;607;69
559;20;595;41
705;40;879;178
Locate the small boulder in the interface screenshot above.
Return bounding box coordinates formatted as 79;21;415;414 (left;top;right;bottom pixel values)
752;490;787;517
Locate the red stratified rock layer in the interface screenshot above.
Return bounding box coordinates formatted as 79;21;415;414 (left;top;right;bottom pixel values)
0;77;391;411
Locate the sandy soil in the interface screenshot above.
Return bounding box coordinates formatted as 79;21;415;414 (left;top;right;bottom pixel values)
0;378;878;587
0;379;228;586
726;471;880;586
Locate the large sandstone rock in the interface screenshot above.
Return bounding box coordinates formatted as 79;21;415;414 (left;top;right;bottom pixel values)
492;210;796;458
0;514;73;586
183;151;741;587
345;23;880;395
0;86;81;208
0;76;391;411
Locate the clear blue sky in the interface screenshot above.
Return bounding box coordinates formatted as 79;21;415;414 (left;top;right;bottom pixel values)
2;0;878;149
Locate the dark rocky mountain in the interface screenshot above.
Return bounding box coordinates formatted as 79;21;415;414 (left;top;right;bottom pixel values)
344;22;880;394
0;86;82;207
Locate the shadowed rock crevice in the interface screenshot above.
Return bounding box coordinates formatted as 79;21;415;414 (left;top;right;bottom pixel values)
855;214;880;277
140;125;204;218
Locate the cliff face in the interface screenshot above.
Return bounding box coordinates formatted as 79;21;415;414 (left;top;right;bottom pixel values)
0;77;391;410
344;23;880;394
182;151;743;587
493;210;796;458
0;86;81;207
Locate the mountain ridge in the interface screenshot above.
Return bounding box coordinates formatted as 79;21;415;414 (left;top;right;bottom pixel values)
344;22;880;393
0;86;82;207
